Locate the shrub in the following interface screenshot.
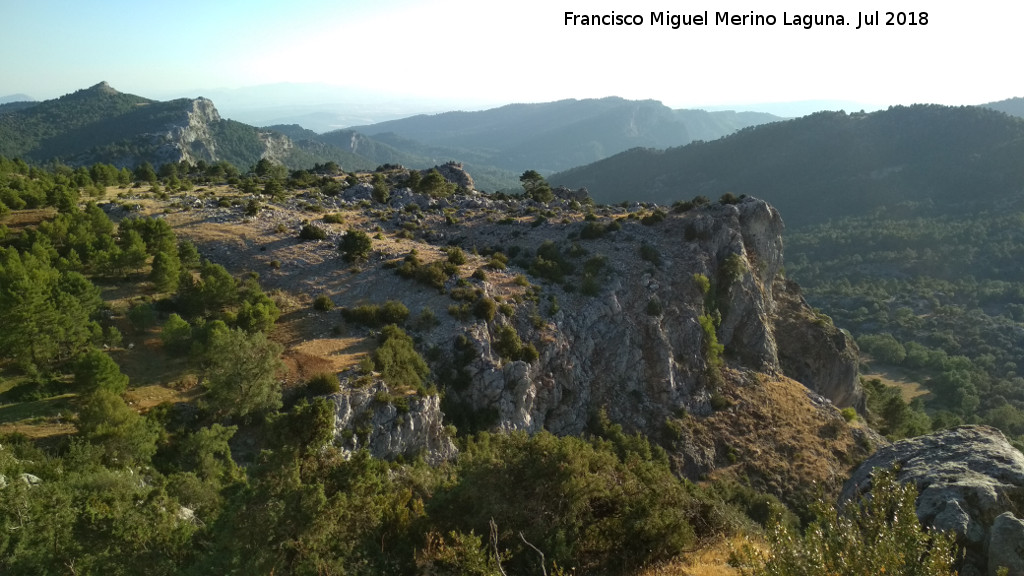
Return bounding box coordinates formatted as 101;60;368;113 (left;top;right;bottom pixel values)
446;246;467;266
473;297;497;322
641;209;666;226
733;470;957;576
341;300;409;327
373;325;429;390
306;372;340;396
639;242;661;266
646;296;664;316
339;229;372;262
313;294;335;311
298;223;327;241
322;213;345;224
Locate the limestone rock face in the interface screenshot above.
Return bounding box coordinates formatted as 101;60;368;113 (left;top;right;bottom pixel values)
989;512;1024;576
773;279;862;408
447;197;862;439
328;381;456;466
842;426;1024;576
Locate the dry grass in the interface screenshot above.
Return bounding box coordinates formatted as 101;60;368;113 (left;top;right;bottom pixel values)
639;536;760;576
0;207;58;233
669;372;873;506
861;366;930;402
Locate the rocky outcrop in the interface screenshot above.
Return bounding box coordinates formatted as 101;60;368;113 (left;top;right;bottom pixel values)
773;279;862;408
150;97;222;166
429;161;475;191
842;426;1024;576
328;380;456;465
445;197;862;439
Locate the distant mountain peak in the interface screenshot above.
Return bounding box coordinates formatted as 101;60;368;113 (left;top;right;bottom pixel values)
88;81;120;95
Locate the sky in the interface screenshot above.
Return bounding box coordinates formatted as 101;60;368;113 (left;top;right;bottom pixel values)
3;0;1022;114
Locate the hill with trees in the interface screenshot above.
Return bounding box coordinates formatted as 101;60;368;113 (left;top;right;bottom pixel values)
982;96;1024;118
551;104;1024;228
0;83;378;173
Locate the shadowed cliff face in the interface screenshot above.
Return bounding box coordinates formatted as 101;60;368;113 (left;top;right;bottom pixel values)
445;197;861;438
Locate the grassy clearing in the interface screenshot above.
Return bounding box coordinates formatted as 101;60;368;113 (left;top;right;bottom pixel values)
861;365;931;402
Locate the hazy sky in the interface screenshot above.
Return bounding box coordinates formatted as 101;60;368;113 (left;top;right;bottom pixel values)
3;0;1021;111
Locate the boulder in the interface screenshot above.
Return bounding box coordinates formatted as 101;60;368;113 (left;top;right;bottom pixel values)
842;426;1024;576
989;512;1024;576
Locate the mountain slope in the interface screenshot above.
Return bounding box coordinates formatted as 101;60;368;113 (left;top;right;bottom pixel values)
982;96;1024;118
550;105;1024;228
347;97;782;174
0;82;375;171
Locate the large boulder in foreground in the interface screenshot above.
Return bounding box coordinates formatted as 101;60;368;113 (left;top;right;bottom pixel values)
842;426;1024;576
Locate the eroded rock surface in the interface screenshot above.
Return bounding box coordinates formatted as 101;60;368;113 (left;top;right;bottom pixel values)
842;425;1024;576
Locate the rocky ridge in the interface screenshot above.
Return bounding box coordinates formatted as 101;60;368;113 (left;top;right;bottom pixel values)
144;172;870;500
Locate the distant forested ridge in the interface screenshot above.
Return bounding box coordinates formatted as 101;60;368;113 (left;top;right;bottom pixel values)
551;104;1024;228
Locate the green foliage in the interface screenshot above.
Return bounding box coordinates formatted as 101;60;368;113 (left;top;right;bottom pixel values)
446;246;467;265
74;349;129;395
306;372;341;396
341;300;410;327
530;240;574;283
177;260;239;316
201;327;284;421
693;273;711;296
520;169;553;203
149;249;181;292
699;313;725;387
298;222;328;241
313;293;335;311
396;250;455;290
862;378;932;439
0;246;101;370
431;430;709;574
639;242;661;266
473;297;497;322
493;324;538;363
646;296;664;316
418;169;456;197
371;173;390;203
77;389;160;467
858;333;908;364
415;531;505;576
372;324;429;390
734;470;957;576
160;313;192;355
339;229;372;262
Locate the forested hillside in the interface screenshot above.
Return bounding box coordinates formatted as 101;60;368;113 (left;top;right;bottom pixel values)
551;105;1024;228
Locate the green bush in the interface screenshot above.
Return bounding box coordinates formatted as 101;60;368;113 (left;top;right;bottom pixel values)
306;372;340;395
341;300;410;327
446;246;467;266
373;325;429;390
339;229;372;262
313;294;335;311
733;470;957;576
298;223;327;241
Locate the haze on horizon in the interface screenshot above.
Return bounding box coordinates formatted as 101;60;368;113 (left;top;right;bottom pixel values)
3;0;1022;120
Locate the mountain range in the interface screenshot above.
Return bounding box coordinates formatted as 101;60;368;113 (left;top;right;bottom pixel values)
551;104;1024;228
0;83;782;191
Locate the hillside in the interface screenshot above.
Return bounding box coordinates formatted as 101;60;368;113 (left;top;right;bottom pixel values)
346;97;781;174
0;158;883;574
550;104;1024;228
983;96;1024;118
0;82;375;172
